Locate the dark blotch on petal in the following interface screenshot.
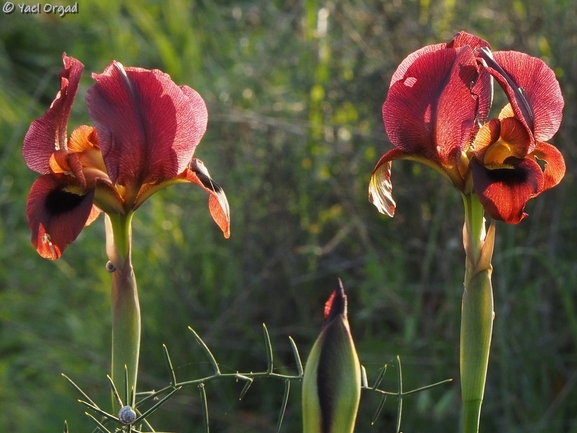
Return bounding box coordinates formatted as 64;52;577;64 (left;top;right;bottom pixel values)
27;175;96;259
45;188;87;215
480;161;529;185
472;157;544;224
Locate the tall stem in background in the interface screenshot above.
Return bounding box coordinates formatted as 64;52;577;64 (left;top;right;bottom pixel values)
460;193;495;433
106;213;140;409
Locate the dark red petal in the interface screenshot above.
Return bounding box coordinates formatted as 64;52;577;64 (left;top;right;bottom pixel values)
390;32;490;85
26;175;95;259
447;31;491;50
181;159;230;239
444;32;493;125
489;51;563;143
471;65;493;125
23;54;84;174
472;157;544;224
86;62;208;188
383;46;481;165
323;279;347;325
390;42;446;85
531;141;566;191
179;85;209;146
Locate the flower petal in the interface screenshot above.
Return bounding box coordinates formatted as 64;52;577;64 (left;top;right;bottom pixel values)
86;62;208;192
498;117;532;157
369;146;472;216
485;50;563;143
472;118;501;157
181;159;231;239
383;45;481;165
68;125;111;189
26;174;96;259
23;54;84;174
390;31;490;84
389;42;447;85
475;117;532;164
447;31;491;51
368;149;400;217
472;157;544;224
531;141;566;191
447;32;494;124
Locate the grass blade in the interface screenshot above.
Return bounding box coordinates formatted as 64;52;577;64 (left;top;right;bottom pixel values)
395;355;403;433
162;344;177;386
288;336;303;377
78;400;119;423
189;326;221;375
276;379;291;433
138;415;157;432
124;366;130;406
238;378;254;400
84;412;113;433
133;386;181;423
372;364;388;390
62;374;99;407
263;323;274;374
401;378;453;396
371;394;387;426
199;383;210;433
106;374;124;408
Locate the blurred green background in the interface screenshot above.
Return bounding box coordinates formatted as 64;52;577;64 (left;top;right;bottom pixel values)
1;0;576;431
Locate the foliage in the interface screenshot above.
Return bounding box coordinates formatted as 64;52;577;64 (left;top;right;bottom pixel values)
1;0;576;432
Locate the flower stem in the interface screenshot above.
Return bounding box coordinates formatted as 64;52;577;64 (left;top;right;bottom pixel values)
106;213;140;409
460;194;495;433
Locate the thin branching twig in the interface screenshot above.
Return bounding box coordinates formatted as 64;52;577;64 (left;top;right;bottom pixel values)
63;325;451;432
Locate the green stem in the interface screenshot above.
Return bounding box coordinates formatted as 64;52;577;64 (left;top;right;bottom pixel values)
460;194;495;433
106;213;140;409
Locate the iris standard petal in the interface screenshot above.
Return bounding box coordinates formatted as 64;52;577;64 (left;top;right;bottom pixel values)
26;174;96;259
447;32;494;123
23;54;84;174
486;51;563;143
447;31;491;50
383;46;480;165
87;62;208;191
389;31;490;85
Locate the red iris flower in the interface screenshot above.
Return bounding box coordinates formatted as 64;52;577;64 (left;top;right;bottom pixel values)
23;54;230;260
369;31;565;224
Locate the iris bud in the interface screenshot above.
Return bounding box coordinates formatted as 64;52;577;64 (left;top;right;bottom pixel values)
302;279;361;433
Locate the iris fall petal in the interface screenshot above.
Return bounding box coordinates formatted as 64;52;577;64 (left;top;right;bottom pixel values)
472;157;544;223
26;175;96;259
